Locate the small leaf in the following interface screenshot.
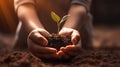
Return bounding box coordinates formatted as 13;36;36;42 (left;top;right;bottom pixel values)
59;15;70;24
51;11;61;23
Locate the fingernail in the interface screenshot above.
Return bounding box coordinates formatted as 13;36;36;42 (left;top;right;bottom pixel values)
72;38;77;45
57;51;64;57
60;47;65;50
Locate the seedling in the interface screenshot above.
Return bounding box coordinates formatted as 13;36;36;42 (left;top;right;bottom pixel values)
46;11;72;50
51;11;70;34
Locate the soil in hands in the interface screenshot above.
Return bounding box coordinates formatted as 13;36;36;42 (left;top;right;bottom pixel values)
46;34;72;51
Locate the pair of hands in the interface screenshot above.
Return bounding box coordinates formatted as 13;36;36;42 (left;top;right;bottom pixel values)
27;28;81;60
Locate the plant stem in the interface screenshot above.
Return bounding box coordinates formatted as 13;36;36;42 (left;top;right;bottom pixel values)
57;23;60;34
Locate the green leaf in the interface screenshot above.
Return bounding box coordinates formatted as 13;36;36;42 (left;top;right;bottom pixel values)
59;15;70;24
51;11;61;23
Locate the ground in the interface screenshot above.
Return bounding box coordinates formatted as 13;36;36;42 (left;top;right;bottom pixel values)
0;26;120;67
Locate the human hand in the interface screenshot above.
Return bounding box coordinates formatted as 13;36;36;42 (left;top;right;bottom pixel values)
57;28;81;59
27;28;60;59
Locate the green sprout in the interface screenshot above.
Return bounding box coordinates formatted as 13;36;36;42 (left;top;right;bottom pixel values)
51;11;70;34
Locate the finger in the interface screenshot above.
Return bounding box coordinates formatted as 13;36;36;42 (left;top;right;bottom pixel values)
37;47;57;54
29;32;48;46
59;46;80;59
57;49;70;59
60;45;75;51
60;41;81;52
57;50;64;57
71;30;80;45
59;51;69;59
38;29;51;37
34;53;60;59
65;45;81;52
61;45;81;56
60;47;67;52
59;28;73;37
28;39;57;54
32;28;51;37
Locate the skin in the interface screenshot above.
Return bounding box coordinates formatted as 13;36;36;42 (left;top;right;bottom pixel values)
16;3;88;59
57;5;87;59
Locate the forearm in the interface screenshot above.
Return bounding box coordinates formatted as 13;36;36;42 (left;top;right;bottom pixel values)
63;5;87;30
17;4;44;33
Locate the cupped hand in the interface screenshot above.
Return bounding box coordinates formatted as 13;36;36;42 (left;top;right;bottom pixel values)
27;28;60;59
58;28;81;59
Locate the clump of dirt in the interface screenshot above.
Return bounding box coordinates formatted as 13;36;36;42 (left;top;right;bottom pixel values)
46;34;72;50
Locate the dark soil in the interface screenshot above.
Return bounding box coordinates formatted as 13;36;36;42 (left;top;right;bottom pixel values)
46;34;72;50
0;49;120;67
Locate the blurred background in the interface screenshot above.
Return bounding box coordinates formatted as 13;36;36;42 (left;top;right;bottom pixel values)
91;0;120;26
0;0;18;33
0;0;119;52
0;0;119;33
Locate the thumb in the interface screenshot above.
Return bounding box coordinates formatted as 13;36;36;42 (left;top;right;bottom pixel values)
71;30;80;45
29;32;48;46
